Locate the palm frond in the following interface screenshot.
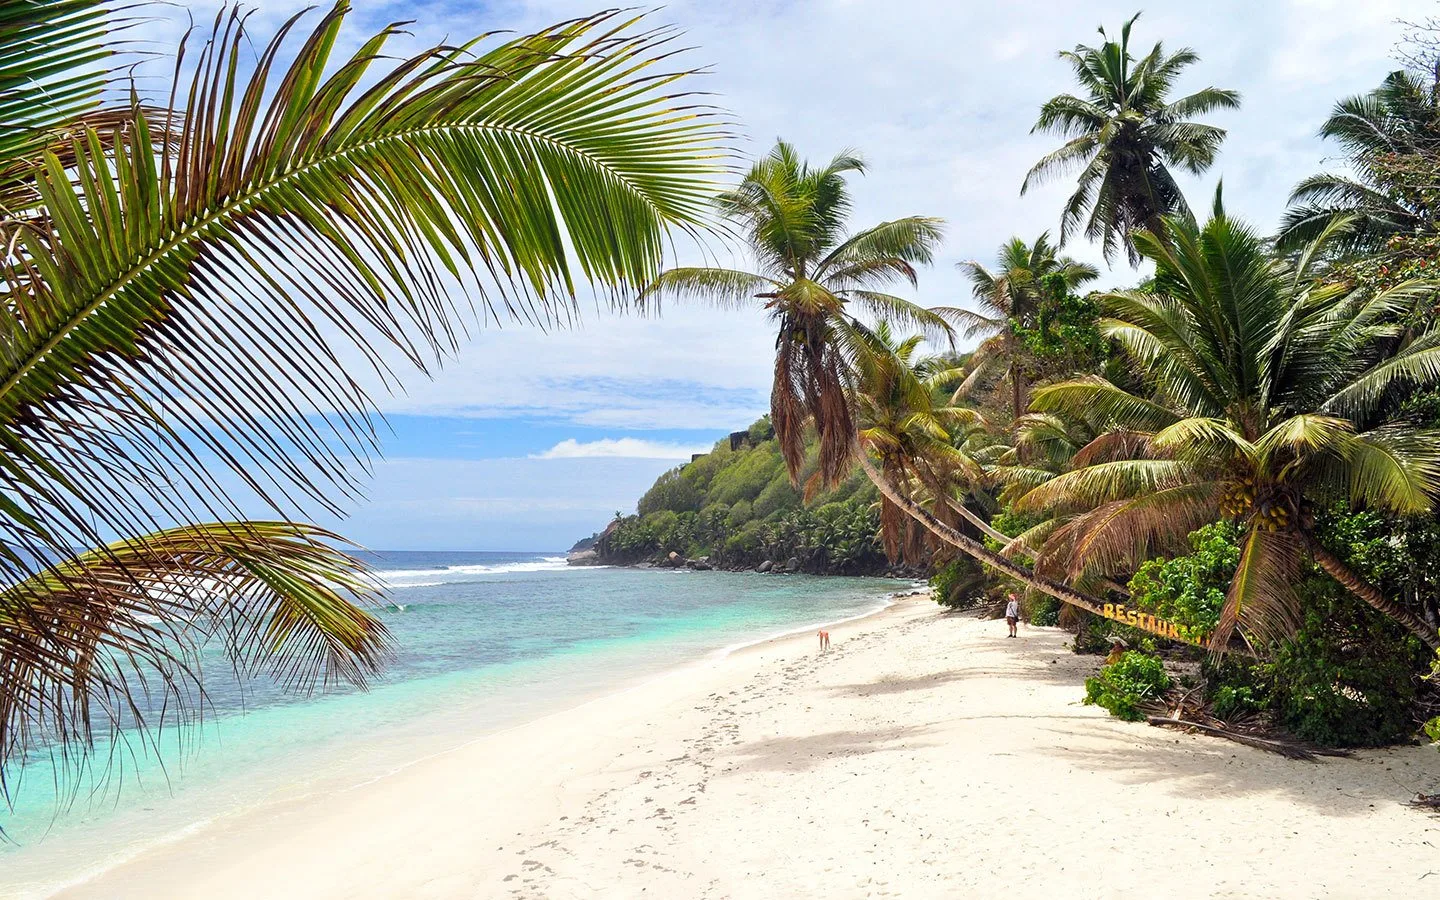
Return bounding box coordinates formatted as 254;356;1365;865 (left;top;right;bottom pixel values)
0;0;117;209
1346;426;1440;514
1014;458;1197;514
1036;482;1221;581
1210;528;1303;652
640;267;775;309
846;292;955;343
0;521;389;775
1031;376;1181;432
814;216;945;285
0;6;730;583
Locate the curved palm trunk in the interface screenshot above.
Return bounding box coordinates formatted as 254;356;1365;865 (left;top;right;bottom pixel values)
858;455;1245;653
1307;538;1440;651
859;456;1108;616
936;493;1012;545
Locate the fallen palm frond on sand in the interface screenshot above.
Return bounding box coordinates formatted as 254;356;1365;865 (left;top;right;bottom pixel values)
1145;716;1353;762
1409;793;1440;810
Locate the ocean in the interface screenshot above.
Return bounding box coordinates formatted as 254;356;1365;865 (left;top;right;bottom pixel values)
0;551;908;897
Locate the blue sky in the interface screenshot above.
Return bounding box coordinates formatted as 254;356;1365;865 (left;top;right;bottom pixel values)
136;0;1421;550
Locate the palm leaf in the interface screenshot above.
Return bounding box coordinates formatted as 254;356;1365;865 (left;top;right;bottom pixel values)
639;267;776;309
0;521;388;779
0;5;730;585
1210;528;1303;653
0;0;116;208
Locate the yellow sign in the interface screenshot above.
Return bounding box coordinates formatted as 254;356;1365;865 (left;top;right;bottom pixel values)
1101;602;1208;646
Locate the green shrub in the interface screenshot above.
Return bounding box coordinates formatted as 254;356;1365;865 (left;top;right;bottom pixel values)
1027;595;1060;627
1211;683;1266;720
930;557;985;608
1269;578;1427;747
1084;651;1171;722
1128;521;1240;637
1195;578;1430;746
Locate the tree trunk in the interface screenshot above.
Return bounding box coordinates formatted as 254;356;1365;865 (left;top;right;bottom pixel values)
858;455;1110;616
936;493;1012;545
1011;366;1025;422
1308;539;1440;651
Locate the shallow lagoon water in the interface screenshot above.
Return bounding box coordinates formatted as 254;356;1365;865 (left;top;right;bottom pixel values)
0;552;904;897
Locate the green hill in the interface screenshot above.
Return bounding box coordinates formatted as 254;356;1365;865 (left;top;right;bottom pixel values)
591;417;893;574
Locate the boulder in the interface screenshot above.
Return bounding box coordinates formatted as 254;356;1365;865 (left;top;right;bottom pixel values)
756;560;774;573
664;551;684;568
785;557;801;572
689;556;713;571
565;548;600;566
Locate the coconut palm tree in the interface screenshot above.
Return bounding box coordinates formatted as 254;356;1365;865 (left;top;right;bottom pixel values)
850;322;995;563
643;141;950;488
955;233;1099;419
661;147;1175;643
1277;70;1440;253
0;1;726;767
1023;13;1240;264
1016;205;1440;651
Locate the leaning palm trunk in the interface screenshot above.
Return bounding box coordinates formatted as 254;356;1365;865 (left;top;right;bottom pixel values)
933;492;1013;545
1307;538;1440;650
858;456;1112;618
861;456;1258;652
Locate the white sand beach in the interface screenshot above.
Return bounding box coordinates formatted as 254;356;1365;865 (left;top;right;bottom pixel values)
56;596;1440;899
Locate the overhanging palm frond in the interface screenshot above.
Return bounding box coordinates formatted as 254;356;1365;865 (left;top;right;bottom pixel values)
1036;482;1221;581
0;5;730;585
640;267;776;308
1210;528;1303;652
0;0;116;210
1;521;388;775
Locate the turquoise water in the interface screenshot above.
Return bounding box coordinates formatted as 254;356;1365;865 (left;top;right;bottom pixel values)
0;552;904;896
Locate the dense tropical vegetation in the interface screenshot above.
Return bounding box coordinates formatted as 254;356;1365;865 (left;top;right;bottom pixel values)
600;13;1440;747
0;0;725;776
596;417;890;574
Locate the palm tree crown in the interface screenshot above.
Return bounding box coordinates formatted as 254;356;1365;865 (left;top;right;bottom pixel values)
1019;203;1440;650
1023;13;1240;264
850;323;982;563
1278;70;1440;253
956;233;1099;418
644;140;951;487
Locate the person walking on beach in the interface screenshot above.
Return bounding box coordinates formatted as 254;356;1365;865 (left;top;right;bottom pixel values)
818;629;831;651
1004;593;1020;638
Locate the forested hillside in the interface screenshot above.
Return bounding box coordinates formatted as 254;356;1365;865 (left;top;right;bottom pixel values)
589;417;903;574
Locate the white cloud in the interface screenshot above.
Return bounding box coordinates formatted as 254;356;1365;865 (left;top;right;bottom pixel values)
532;438;709;460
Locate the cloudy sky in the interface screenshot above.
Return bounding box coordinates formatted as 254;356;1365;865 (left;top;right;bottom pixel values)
141;0;1425;550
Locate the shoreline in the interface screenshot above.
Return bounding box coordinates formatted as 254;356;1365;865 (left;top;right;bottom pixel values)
16;586;915;899
47;596;1440;898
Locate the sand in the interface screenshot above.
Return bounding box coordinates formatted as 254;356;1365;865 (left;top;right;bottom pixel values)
55;596;1440;899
